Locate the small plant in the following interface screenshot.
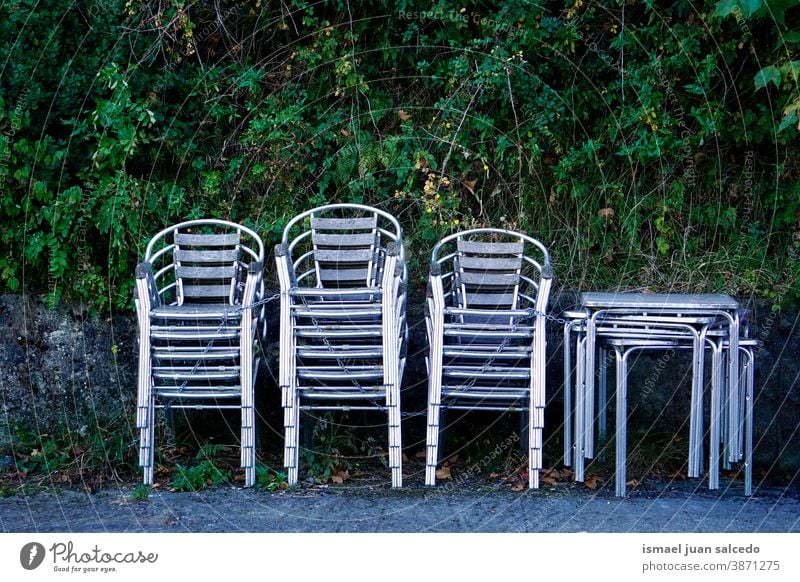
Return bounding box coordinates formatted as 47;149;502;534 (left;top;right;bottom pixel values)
130;484;150;501
170;443;232;491
254;465;288;491
302;413;359;481
171;461;231;492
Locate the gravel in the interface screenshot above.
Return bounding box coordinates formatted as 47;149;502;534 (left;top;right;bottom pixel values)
2;480;799;533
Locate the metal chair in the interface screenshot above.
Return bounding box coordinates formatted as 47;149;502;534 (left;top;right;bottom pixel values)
134;219;266;486
424;229;553;488
274;203;407;487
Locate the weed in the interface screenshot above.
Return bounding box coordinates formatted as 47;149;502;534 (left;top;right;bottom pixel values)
130;484;150;501
254;465;288;491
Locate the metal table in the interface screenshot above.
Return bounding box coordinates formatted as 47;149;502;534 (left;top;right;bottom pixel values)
578;292;741;486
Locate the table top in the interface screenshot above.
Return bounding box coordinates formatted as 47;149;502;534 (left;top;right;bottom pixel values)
580;292;738;310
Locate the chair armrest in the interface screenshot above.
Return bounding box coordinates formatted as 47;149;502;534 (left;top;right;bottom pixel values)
134;261;161;309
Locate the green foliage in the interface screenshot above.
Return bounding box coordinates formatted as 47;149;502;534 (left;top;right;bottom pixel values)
1;0;798;308
170;443;232;491
254;465;288;491
130;484;150;501
0;419;137;491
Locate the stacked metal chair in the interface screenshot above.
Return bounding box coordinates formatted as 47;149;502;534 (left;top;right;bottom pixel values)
274;203;408;487
424;229;553;489
134;220;266;486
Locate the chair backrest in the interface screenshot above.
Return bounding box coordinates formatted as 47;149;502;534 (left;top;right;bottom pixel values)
431;228;552;315
281;203;403;289
311;214;380;289
454;237;524;310
173;228;242;304
143;219;264;306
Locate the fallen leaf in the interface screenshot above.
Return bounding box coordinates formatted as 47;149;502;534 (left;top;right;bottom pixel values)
489;472;499;478
584;475;602;490
436;466;452;480
446;454;459;465
541;475;557;486
463;179;477;192
626;479;639;487
340;128;350;136
402;453;410;463
414;450;426;459
511;483;525;492
331;475;343;484
598;207;615;219
397;109;412;121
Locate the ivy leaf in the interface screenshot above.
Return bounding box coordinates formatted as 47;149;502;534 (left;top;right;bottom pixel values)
754;66;781;90
742;0;763;17
714;0;740;18
779;60;800;82
778;110;798;132
775;31;800;50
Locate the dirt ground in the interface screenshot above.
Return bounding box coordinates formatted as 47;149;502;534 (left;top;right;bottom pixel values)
2;477;799;533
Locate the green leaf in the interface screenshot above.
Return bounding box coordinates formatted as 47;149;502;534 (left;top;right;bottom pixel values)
714;0;740;17
778;110;798;132
776;31;800;49
742;0;763;17
754;66;781;90
779;60;800;81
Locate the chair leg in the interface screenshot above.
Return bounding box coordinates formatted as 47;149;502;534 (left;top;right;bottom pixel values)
387;378;403;488
528;406;543;489
284;389;300;486
143;400;155;485
425;400;441;486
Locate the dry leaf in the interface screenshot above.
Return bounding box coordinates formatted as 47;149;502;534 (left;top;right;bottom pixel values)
402;453;410;463
331;475;343;484
436;466;452;480
463;179;477;192
626;479;639;487
584;475;602;490
446;454;459;465
511;483;525;492
340;128;350;136
598;207;615;219
541;475;557;486
397;109;412;121
415;450;426;459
